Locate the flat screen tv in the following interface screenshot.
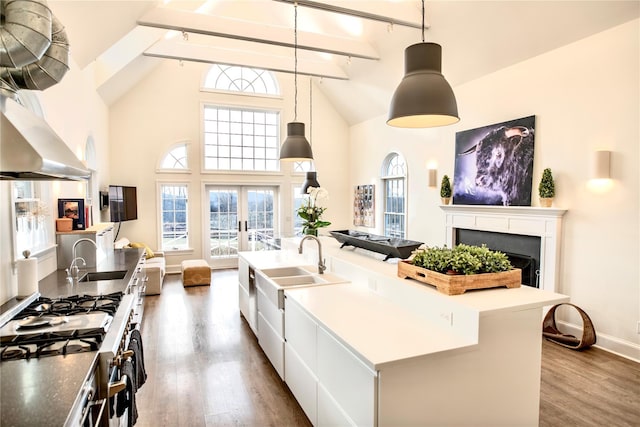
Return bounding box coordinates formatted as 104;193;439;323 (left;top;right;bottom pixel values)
109;185;138;222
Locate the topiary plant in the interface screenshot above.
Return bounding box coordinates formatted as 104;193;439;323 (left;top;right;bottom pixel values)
440;175;452;198
538;168;555;198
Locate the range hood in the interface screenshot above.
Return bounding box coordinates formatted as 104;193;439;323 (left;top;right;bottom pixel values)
0;97;90;181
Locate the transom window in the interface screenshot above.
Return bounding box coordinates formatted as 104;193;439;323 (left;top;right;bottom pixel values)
203;106;280;171
203;64;280;95
160;143;188;170
381;153;407;239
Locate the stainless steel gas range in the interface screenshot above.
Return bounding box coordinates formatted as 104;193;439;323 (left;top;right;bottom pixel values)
0;289;141;426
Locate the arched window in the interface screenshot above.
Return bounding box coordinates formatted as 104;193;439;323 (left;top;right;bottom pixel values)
381;153;407;239
203;64;280;95
160;143;189;170
202;65;281;172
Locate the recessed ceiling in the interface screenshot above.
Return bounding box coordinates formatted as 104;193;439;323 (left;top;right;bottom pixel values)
47;0;640;125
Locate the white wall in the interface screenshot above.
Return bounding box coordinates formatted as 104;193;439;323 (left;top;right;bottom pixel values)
108;61;350;270
0;60;110;304
350;20;639;359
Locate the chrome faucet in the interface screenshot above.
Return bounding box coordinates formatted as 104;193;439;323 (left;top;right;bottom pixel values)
66;257;86;282
299;235;326;274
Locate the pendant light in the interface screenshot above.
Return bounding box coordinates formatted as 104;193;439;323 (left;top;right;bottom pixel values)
280;2;314;161
301;78;321;194
387;0;459;128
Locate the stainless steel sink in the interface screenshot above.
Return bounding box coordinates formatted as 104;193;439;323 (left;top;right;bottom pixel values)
78;270;127;282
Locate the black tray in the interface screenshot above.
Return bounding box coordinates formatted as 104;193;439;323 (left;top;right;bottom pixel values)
329;230;423;261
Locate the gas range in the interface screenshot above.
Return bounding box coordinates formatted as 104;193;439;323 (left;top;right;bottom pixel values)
0;293;122;362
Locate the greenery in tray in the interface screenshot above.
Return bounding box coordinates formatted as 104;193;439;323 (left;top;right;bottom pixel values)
410;244;513;275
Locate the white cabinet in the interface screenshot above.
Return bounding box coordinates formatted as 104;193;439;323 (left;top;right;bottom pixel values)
284;296;377;427
238;257;250;323
256;284;285;379
317;327;376;427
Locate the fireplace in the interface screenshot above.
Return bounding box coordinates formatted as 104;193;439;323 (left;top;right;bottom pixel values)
441;205;567;292
456;229;541;287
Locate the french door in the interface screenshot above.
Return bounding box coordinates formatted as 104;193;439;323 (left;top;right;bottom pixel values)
205;185;278;268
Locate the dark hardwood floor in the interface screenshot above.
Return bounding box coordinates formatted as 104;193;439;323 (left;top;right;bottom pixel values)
137;271;639;427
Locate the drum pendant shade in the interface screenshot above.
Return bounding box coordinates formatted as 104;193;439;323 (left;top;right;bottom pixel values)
387;42;459;128
301;171;320;194
280;122;313;161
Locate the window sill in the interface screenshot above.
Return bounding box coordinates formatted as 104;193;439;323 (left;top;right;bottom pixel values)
161;248;194;255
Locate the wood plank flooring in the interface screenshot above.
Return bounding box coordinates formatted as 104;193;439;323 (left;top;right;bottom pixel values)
137;271;639;427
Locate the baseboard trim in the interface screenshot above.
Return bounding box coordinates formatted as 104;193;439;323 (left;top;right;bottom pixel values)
556;320;640;363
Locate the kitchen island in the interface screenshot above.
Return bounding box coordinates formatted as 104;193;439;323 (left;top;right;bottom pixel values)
241;236;569;426
0;248;145;427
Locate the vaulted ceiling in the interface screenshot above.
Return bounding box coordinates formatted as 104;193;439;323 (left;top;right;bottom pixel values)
48;0;639;125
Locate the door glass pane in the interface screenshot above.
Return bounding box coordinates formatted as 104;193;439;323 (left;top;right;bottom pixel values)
209;189;238;259
247;189;276;251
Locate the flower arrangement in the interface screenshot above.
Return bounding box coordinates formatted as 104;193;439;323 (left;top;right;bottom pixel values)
297;187;331;235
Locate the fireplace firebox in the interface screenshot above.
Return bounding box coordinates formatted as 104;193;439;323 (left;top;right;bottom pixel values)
455;229;541;288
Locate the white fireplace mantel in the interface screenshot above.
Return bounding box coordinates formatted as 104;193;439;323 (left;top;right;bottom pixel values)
440;205;567;292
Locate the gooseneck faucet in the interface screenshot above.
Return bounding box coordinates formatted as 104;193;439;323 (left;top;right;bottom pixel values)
72;238;98;262
298;235;326;274
66;238;99;282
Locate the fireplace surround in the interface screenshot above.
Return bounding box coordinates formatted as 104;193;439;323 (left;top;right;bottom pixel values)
441;205;567;292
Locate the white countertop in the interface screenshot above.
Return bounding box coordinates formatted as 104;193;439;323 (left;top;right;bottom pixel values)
289;236;569;316
285;283;477;371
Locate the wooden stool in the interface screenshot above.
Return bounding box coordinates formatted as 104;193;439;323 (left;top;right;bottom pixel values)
181;259;211;287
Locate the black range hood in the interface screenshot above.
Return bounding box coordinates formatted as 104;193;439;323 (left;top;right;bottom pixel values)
0;97;90;181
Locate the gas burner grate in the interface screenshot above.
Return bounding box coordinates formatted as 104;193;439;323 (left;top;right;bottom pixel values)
0;329;105;360
13;292;124;319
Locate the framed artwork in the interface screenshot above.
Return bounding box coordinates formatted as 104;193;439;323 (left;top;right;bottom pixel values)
354;185;375;227
58;198;86;230
453;115;536;206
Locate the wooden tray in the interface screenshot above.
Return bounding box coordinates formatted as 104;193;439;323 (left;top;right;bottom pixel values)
397;261;521;295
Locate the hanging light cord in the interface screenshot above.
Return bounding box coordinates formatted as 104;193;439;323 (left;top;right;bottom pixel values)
309;78;312;147
294;2;299;121
421;0;425;42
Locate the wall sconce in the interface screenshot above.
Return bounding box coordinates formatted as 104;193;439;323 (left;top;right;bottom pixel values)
428;168;438;187
592;150;611;180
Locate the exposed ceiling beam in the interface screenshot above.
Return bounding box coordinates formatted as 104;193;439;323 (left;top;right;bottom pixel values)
137;7;379;61
144;40;349;80
272;0;424;29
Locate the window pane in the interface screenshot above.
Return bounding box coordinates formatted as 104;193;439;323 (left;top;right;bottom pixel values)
161;185;189;250
204;105;281;172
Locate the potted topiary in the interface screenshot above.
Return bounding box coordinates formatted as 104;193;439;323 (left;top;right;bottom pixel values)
440;175;452;205
538;168;555;207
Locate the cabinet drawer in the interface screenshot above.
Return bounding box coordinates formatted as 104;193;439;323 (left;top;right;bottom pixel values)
284;296;317;373
318;382;356;427
317;327;377;427
285;342;317;425
258;313;284;379
257;285;284;336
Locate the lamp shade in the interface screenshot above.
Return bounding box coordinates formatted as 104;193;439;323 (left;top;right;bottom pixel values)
387;42;459;128
301;171;320;194
280;122;313;161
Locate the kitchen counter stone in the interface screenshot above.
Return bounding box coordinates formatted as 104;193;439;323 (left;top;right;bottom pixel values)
0;352;97;427
0;248;144;427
